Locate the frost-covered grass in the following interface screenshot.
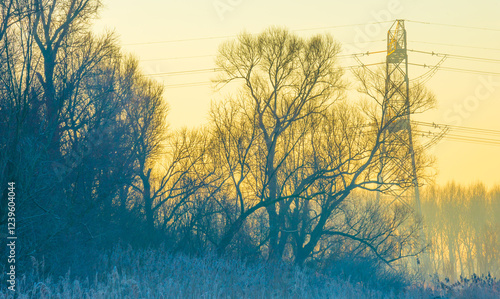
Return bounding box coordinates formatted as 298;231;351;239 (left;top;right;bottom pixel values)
1;245;499;298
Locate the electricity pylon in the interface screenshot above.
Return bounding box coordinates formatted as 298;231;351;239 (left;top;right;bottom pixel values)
383;19;421;211
378;19;428;274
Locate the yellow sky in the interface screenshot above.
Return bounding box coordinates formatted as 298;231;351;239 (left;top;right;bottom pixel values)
92;0;500;187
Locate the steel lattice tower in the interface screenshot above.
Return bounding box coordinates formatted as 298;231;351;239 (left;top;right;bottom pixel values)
383;19;420;210
380;19;427;272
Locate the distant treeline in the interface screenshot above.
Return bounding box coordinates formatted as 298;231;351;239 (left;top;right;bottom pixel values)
422;183;500;280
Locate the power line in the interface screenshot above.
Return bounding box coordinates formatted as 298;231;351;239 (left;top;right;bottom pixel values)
146;53;385;77
445;133;500;144
152;57;499;87
347;62;385;68
413;121;500;136
125;35;235;46
142;50;385;63
439;136;500;146
294;21;392;32
164;81;212;88
406;20;500;32
409;40;500;53
149;68;221;77
152;62;382;84
146;54;496;78
125;21;392;46
431;65;500;76
438;137;500;146
414;121;500;146
339;50;386;58
416;130;500;146
409;63;500;76
408;49;500;63
142;54;215;62
357;123;500;146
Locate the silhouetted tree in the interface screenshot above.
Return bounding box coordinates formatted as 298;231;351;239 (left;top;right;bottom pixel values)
0;0;167;274
210;27;434;266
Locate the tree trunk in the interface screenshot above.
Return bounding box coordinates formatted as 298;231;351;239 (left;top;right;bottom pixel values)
217;216;246;255
142;169;154;238
265;138;282;261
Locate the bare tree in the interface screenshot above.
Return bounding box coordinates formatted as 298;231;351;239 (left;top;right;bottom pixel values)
212;27;344;259
0;0;14;42
119;59;212;242
210;27;435;266
115;57;168;235
0;0;145;272
32;0;103;157
0;0;39;226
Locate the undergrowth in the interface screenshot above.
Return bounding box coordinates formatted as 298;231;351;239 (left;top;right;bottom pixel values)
1;245;498;298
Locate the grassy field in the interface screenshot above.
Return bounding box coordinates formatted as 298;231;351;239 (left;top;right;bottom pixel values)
1;246;498;298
